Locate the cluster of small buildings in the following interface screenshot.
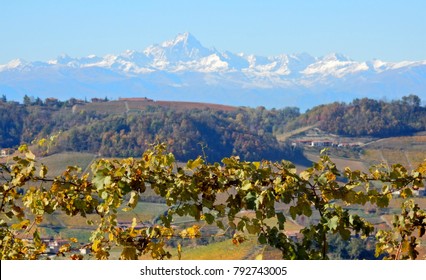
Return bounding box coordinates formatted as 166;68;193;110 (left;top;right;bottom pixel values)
291;139;362;148
20;237;91;257
0;148;14;157
45;238;91;256
392;189;426;197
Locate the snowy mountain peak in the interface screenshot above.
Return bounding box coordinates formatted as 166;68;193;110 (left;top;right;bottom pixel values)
170;32;192;44
161;32;203;49
0;59;28;71
322;53;352;61
55;54;73;64
144;32;213;65
1;32;426;110
7;58;26;68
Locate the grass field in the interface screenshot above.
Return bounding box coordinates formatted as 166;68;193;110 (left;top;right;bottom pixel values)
276;125;317;142
165;218;303;260
174;237;258;260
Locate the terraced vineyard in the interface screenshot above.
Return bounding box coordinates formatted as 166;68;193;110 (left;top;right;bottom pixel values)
362;135;426;169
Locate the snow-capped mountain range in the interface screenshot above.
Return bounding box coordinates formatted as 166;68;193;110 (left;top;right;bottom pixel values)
1;32;425;110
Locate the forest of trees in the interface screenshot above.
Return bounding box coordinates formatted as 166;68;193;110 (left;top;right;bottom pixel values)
1;94;425;161
287;94;426;137
0;97;301;162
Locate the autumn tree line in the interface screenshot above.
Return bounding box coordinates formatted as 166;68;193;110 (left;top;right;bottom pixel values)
0;96;301;162
1;94;425;162
288;94;426;137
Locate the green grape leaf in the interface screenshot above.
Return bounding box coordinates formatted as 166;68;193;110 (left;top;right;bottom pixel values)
327;216;339;231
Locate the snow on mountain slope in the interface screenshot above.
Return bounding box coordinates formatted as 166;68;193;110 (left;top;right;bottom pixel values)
302;53;369;78
1;32;425;110
2;32;423;78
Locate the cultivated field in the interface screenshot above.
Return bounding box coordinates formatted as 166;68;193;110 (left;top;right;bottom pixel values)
362;135;426;169
74;99;237;114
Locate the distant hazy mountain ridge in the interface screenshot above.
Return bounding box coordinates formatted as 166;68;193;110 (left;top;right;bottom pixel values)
1;32;425;110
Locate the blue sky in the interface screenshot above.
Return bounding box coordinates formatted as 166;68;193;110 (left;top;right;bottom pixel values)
1;0;425;64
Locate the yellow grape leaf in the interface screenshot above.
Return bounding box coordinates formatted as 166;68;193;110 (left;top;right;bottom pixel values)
38;138;47;146
59;244;71;253
120;246;137;260
180;225;201;239
299;170;311;180
25;150;35;160
35;215;43;224
92;239;101;252
39;165;48;178
11;219;30;230
131;217;137;229
177;243;182;260
187;157;203;170
253;162;261;169
160;227;174;239
18;144;28;153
